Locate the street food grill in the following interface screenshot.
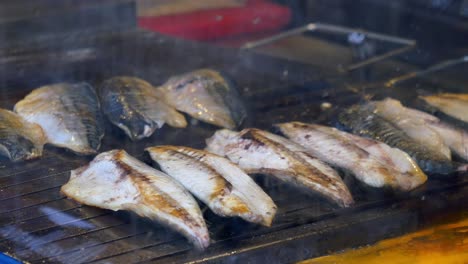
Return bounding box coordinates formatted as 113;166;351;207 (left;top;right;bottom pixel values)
0;1;466;263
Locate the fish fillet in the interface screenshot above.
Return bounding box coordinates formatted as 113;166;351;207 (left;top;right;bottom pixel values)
14;82;104;154
205;128;354;207
99;76;187;140
157;69;247;129
0;109;46;161
146;146;277;226
339;104;461;174
61;150;210;249
373;98;468;161
420;93;468;123
276;122;427;191
371;98;451;159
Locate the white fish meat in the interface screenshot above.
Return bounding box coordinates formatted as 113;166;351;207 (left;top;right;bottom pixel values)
157;69;247;129
371;98;451;159
0;109;46;161
205;128;354;207
428;122;468;161
339;104;460;174
99;76;187;140
146;146;277;226
275;122;427;191
61;149;210;249
420;93;468;123
373;98;468;161
14;82;104;154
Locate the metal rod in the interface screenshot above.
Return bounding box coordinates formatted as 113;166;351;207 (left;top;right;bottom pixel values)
345;45;415;72
240;26;309;50
385;55;468;87
311;23;416;45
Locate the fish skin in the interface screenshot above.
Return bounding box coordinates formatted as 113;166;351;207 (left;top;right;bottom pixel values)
61;149;210;249
0;109;46;161
339;105;458;174
373;98;468;161
205;128;354;207
14;82;104;154
420;93;468;123
146;146;277;226
371;98;451;159
157;69;247;129
99;76;187;141
275;122;427;191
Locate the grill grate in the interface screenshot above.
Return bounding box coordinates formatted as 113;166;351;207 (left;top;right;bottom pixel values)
0;31;466;263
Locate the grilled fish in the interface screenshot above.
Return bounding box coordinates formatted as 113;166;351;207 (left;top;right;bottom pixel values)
0;109;46;161
61;149;210;249
420;93;468;123
157;69;247;129
276;122;427;191
205;128;354;207
146;146;277;226
339;104;463;174
14;82;104;154
99;76;187;140
371;98;451;159
372;98;468;161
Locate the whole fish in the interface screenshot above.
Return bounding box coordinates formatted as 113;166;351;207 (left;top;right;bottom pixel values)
339;104;463;174
371;98;451;159
14;82;104;154
420;93;468;123
99;76;187;140
0;109;46;161
157;69;247;129
275;122;427;191
146;145;277;226
372;98;468;161
61;149;210;249
205;128;354;207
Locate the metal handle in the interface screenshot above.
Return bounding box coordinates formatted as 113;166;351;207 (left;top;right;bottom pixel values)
385;55;468;87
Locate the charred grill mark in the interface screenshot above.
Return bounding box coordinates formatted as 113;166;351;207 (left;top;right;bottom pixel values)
149;146;256;219
154;147;229;201
245;129;338;188
240;130;265;146
111;150;197;225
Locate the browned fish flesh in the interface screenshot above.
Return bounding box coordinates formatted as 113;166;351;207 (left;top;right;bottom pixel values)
205;128;354;207
146;145;277;226
61;149;210;249
419;93;468;123
275;122;427;191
